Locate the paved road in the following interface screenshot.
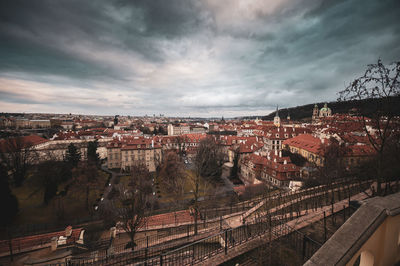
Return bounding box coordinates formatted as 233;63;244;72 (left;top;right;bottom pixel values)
97;165;125;211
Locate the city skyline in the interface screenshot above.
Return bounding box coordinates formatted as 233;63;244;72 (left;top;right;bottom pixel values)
0;0;399;117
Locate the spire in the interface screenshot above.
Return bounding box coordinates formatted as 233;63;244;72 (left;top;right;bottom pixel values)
274;105;281;127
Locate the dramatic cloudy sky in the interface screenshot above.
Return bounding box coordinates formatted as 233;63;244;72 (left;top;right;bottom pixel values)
0;0;399;117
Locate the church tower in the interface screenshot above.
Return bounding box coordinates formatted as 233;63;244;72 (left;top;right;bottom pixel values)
274;106;281;127
286;109;291;121
312;104;319;123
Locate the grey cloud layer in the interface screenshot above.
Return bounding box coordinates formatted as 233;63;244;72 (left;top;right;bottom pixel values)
0;0;399;116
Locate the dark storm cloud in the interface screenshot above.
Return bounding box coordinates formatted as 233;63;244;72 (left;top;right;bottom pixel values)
119;0;207;37
0;0;399;116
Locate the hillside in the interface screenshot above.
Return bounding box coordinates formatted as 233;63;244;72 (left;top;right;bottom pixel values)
261;96;400;121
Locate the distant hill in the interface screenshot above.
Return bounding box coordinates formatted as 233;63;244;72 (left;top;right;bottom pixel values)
261;96;400;121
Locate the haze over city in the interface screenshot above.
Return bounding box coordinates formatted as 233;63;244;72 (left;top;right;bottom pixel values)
1;0;399;117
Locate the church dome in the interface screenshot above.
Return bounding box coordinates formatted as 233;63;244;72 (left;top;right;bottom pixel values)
319;103;332;117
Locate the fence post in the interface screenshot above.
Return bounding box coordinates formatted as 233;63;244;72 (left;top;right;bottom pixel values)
224;230;228;255
302;235;307;260
343;205;346;222
323;211;327;242
144;248;148;266
192;242;195;261
348;188;351;206
7;231;13;262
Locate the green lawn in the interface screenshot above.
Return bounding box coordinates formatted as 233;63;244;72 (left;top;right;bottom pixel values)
12;170;109;225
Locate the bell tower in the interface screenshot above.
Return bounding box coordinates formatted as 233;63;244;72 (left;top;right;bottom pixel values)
274;106;281;127
312;104;319;123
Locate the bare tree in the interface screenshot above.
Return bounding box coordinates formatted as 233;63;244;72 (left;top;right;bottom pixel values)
316;138;349;184
338;59;400;194
158;151;186;202
72;161;99;211
194;137;225;181
187;166;213;235
175;135;186;158
0;136;37;187
0;163;18;226
190;137;223;234
230;147;240;178
113;163;154;249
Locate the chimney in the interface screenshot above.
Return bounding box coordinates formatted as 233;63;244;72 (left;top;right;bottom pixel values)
151;139;154;148
274;158;277;162
284;128;286;132
275;150;278;156
284;160;287;164
278;128;280;132
279;151;282;157
321;138;325;144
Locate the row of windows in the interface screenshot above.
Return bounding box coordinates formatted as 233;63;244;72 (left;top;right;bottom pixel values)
124;156;151;161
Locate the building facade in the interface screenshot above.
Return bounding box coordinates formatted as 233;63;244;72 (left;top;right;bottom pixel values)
107;137;162;172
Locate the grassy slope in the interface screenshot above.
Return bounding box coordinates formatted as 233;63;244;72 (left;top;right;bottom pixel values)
12;170;108;225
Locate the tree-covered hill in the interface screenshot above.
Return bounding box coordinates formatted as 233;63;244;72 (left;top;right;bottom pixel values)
260;96;400;121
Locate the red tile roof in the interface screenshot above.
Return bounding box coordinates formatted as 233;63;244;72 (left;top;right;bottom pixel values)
0;135;48;152
283;134;323;155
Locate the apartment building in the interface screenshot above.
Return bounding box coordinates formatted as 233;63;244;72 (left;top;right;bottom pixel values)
240;151;300;187
107;137;162;172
